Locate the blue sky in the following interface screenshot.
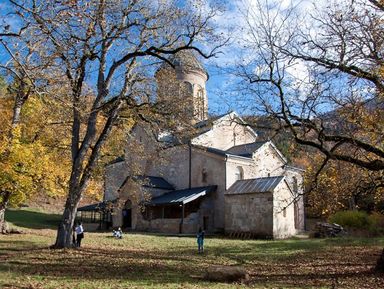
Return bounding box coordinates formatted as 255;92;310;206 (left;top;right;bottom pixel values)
0;0;320;116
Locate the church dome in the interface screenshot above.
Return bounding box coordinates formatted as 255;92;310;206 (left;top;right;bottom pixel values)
159;50;209;78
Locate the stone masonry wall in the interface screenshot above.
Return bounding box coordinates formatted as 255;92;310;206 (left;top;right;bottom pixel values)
191;113;257;151
272;181;296;239
190;149;226;232
224;192;273;237
105;161;129;201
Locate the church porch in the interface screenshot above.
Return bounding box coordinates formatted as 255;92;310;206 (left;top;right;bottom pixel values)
136;186;216;234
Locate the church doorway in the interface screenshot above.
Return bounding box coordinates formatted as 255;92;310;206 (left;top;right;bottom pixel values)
122;200;132;229
203;216;209;231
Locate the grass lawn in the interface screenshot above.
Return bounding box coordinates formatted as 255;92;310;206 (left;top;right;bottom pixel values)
1;209;384;288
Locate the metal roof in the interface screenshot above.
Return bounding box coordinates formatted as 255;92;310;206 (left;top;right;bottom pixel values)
225;176;284;195
192;145;253;160
119;175;174;191
157;50;208;78
150;186;217;205
170;50;208;76
78;201;115;212
136;176;174;190
226;141;267;157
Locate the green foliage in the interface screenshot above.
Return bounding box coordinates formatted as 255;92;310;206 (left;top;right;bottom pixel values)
329;210;371;229
329;210;384;235
368;212;384;235
5;208;61;229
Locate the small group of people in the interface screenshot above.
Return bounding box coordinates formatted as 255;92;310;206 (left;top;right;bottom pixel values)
72;222;84;247
112;227;123;239
72;222;203;252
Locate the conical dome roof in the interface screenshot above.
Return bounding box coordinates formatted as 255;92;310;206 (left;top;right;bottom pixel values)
171;50;207;73
159;50;208;78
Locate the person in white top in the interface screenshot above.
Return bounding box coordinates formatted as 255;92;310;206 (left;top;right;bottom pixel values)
75;222;84;247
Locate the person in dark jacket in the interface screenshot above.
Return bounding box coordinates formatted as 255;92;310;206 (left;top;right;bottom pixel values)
197;227;205;253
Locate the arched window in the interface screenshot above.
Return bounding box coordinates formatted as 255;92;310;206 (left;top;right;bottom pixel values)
182;81;193;95
196;85;205;120
292;176;298;195
202;168;208;183
235;166;244;181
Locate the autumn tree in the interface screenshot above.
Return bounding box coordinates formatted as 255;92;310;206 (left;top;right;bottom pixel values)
306;155;384;217
235;0;383;270
0;23;51;232
0;83;72;233
9;0;222;248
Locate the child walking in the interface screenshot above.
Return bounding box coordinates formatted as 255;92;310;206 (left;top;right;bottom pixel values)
197;227;205;254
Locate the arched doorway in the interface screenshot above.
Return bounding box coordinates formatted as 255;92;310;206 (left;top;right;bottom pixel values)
122;200;132;229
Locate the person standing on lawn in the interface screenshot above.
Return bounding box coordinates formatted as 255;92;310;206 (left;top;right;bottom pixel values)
197;227;205;254
75;222;84;247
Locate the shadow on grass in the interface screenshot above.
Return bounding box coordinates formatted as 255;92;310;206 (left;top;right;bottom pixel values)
5;209;61;229
206;237;384;266
0;237;382;287
0;240;199;285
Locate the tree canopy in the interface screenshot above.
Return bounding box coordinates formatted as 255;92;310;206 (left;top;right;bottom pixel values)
4;0;223;247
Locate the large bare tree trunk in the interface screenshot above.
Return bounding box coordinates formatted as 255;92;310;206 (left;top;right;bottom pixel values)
53;179;86;248
0;208;9;234
0;191;11;234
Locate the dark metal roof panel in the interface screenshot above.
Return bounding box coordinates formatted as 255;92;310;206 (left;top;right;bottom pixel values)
136;176;174;190
119;175;174;191
192;145;253;159
226;141;267;156
225;176;284;195
78;200;115;212
150;186;217;205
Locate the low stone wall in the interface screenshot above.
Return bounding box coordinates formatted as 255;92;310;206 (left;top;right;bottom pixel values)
136;212;199;234
82;223;99;232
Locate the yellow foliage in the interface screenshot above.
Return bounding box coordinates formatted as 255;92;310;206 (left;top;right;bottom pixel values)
0;95;71;207
305;153;384;217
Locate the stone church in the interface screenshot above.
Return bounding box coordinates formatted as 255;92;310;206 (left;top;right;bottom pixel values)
100;51;305;239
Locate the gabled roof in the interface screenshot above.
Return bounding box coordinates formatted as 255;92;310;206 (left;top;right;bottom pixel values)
226;141;268;157
136;175;174;190
192;145;253;160
192;111;258;140
225;176;285;195
150;185;217;205
119;175;174;191
193;113;228;129
226;140;287;164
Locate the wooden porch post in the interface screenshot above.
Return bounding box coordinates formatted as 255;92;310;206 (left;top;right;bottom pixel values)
179;203;185;234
